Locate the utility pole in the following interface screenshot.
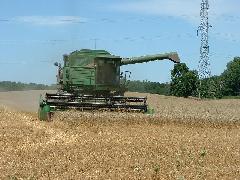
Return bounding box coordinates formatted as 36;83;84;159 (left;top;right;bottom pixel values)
93;38;98;50
197;0;211;97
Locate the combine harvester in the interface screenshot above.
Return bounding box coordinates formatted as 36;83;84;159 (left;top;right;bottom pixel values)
38;49;180;120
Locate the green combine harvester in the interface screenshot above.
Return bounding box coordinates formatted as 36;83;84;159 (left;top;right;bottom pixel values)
38;49;180;120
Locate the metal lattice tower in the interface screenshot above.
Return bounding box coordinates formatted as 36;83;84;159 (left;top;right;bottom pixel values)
198;0;211;79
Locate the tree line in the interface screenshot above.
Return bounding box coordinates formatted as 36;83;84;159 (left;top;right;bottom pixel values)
0;80;170;95
0;81;56;92
170;57;240;98
126;80;170;95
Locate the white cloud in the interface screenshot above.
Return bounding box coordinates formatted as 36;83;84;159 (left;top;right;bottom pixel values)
111;0;198;23
110;0;240;24
15;16;87;26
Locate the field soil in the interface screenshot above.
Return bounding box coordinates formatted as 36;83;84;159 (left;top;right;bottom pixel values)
0;90;56;112
0;90;240;179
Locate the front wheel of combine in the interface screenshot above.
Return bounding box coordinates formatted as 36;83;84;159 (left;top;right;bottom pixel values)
38;104;52;121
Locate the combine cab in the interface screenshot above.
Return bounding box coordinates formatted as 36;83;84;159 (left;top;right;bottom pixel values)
38;49;180;120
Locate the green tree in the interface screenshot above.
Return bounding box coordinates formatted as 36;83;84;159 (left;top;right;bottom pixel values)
221;57;240;96
198;76;223;99
126;80;170;95
170;63;199;98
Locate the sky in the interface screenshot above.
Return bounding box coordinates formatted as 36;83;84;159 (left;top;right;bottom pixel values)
0;0;240;84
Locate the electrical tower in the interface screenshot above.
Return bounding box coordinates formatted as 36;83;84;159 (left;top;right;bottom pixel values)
198;0;211;79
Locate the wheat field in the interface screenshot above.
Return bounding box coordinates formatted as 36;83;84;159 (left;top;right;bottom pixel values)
0;91;240;179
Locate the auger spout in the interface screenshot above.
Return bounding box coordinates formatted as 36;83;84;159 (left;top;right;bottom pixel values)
120;52;180;66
